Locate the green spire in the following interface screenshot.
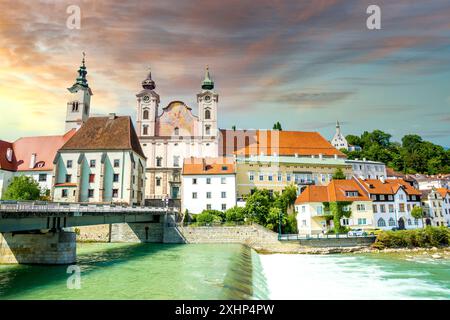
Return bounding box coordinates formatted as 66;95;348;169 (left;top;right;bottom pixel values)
201;65;214;90
75;52;88;87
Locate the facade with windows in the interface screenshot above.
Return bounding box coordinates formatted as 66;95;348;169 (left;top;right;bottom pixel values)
136;68;219;201
52;115;146;205
356;177;423;230
346;158;387;179
181;157;236;214
437;188;450;226
294;179;374;235
421;188;449;227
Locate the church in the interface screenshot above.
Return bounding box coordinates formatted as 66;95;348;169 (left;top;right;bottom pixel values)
135;67;219;202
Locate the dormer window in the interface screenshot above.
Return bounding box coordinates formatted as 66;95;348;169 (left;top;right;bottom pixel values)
345;191;359;197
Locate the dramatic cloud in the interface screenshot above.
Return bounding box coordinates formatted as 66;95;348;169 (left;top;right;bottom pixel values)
0;0;449;147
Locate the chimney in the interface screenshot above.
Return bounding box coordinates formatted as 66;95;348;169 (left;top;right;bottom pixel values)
109;113;116;120
319;153;323;160
30;153;36;169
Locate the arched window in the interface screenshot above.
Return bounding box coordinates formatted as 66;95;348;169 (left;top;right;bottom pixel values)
205;125;211;135
205;109;211;120
143;110;149;120
143;125;148;135
377;218;386;227
174;127;179;136
388;217;395;226
72;101;79;112
407;218;412;225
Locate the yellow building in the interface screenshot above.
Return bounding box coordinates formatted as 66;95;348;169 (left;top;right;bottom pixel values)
294;179;374;235
236;155;352;198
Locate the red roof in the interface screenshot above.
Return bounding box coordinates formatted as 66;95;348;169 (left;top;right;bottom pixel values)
0;130;76;172
357;178;421;196
436;188;449;199
219;129;345;158
183;157;235;175
295;179;370;204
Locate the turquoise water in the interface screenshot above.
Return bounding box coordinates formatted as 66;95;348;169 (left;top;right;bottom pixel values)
0;243;449;299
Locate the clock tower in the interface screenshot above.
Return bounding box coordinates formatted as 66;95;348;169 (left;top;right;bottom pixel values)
197;66;218;137
136;69;160;137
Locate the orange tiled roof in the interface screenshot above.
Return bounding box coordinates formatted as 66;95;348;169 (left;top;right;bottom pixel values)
295;179;370;204
436;188;449;198
183;157;235;175
219;129;345;157
357;178;421;196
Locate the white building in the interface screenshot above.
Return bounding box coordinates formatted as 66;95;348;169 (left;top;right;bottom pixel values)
136;67;219;201
182;157;236;214
437;188;450;226
52;115;146;205
331;121;349;150
356;177;423;230
347;158;387;180
421;188;448;227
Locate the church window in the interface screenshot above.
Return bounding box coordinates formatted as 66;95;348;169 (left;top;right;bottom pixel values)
143;125;148;135
377;218;386;227
156;157;162;167
205;109;211;120
143;110;149;120
71;101;79;112
174;127;179;136
205;125;211;135
156;177;161;186
173;156;180;167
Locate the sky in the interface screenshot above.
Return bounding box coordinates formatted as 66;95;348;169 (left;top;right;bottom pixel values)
0;0;449;147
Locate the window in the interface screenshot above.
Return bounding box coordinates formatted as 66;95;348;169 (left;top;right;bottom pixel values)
143;110;149;119
90;160;96;168
62;189;68;198
407;204;411;212
414;219;419;225
156;157;162;167
277;173;282;182
88;189;94;198
89;174;95;183
399;194;404;200
206;178;211;184
259;173;264;181
268;174;273;181
67;160;73;168
371;195;377;200
192;192;197;199
302;220;307;227
114;159;120;168
388;195;393;201
358;218;367;225
316;206;323;214
113;174;119;182
206;192;211;199
221;177;226;184
221;204;226;211
388;218;396;226
249;172;254;181
143;125;148;135
373;205;378;213
38;174;47;182
192;178;197;185
65;174;72;183
346;191;359;197
357;204;366;211
156;177;161;186
301;206;306;213
380;195;385;200
71;101;79;112
341;218;349;226
399;203;405;212
377;218;386;227
221;192;226;199
286;174;291;182
206;204;212;210
205;125;211;135
380;204;386;213
407;218;412;226
205;109;211;120
112;189;119;198
173;156;180;167
412;195;416;201
174;127;179;136
389;204;394;213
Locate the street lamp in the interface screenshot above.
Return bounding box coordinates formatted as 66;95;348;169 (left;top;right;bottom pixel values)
278;210;283;240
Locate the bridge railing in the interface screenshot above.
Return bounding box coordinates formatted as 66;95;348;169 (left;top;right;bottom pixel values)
278;233;377;241
0;200;172;214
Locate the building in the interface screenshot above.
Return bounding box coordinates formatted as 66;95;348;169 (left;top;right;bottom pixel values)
136;67;219;202
181;157;236;214
330;121;348;150
347;158;387;180
407;174;450;191
421;188;447;227
294;179;374;235
437;188;450;226
0;132;76;198
52;114;146;205
356;177;423;230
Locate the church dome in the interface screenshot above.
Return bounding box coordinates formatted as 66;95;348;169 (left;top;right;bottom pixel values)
142;69;156;90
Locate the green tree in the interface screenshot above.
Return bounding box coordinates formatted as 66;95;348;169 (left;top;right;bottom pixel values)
244;189;272;225
272;122;282;131
265;207;284;232
196;210;223;224
2;176;41;201
225;206;246;222
332;168;346;180
411;206;425;228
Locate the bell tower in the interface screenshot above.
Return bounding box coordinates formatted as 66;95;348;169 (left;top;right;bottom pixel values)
65;52;93;132
136;68;159;137
197;66;218;137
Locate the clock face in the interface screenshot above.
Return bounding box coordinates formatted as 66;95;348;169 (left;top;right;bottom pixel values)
204;95;211;102
143;95;150;103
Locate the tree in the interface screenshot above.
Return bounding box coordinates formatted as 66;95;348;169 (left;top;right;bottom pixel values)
244;189;272;225
332;168;346;180
272;122;282;131
196;210;223;224
225;206;246;222
411;206;425;228
265;207;284;232
2;176;41;201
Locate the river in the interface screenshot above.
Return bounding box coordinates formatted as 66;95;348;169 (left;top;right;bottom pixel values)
0;243;448;299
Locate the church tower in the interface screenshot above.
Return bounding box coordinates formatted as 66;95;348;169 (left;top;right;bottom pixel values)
136;69;160;137
197;66;218;137
65;52;92;132
331;120;349;150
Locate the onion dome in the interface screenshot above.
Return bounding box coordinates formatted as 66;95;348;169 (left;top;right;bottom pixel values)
201;65;214;90
142;68;156;90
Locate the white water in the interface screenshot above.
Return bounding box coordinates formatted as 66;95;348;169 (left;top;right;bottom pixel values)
259;254;450;300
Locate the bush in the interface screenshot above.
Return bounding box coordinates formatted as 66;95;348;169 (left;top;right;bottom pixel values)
196;210;224;224
225;206;246;222
2;176;41;200
372;226;450;249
